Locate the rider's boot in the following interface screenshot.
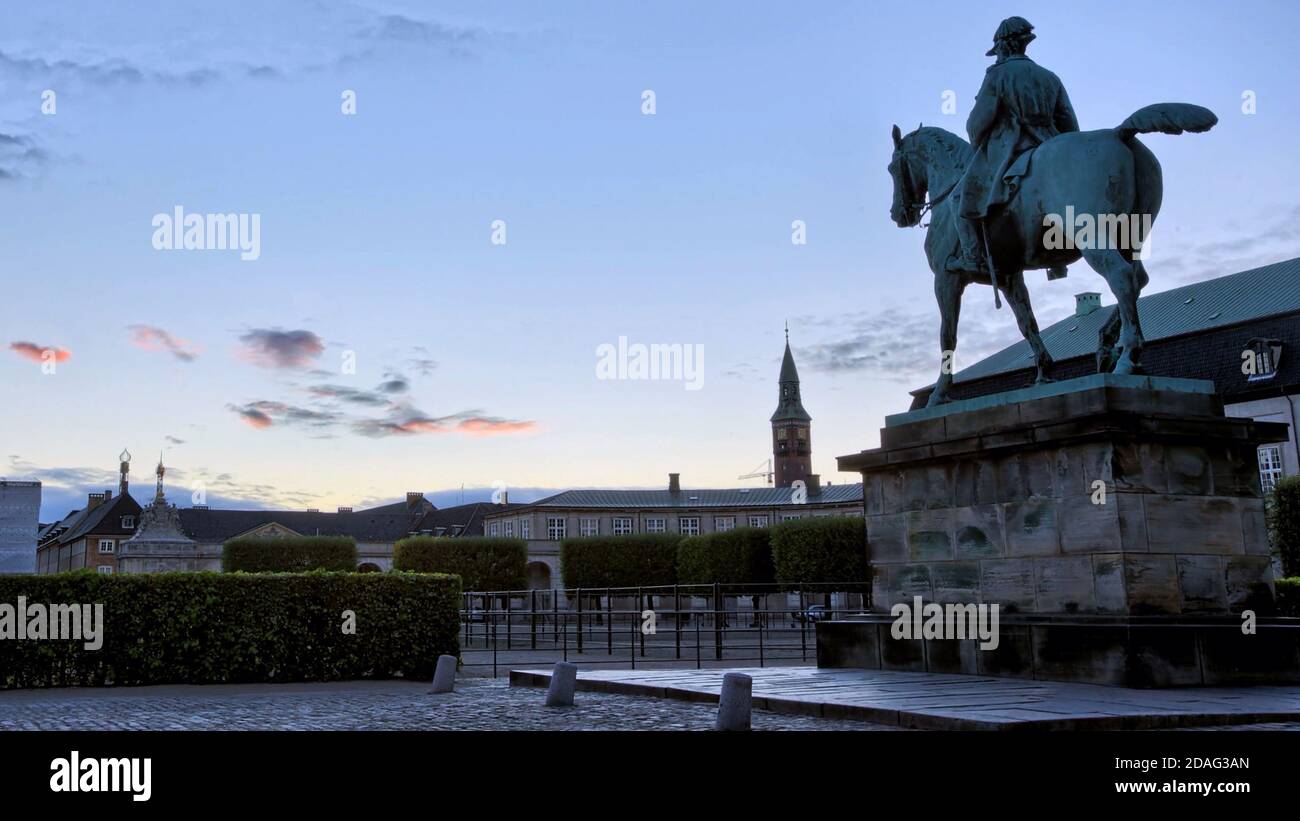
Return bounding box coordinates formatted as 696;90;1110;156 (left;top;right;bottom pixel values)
946;216;987;274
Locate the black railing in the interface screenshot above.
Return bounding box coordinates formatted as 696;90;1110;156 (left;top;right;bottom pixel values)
459;583;869;676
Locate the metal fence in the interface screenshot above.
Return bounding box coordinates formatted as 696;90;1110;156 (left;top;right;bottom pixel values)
459;583;869;676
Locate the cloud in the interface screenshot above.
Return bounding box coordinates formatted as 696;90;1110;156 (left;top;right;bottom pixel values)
8;341;70;364
789;304;1023;384
128;325;199;362
165;436;186;445
376;376;409;394
306;384;391;407
361;14;483;53
0;131;49;181
351;404;536;438
1152;203;1300;289
237;328;324;369
227;400;340;431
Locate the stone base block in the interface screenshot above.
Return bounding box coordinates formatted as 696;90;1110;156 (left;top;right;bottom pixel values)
816;614;1300;687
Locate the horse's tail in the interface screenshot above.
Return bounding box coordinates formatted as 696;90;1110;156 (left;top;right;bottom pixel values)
1116;103;1217;142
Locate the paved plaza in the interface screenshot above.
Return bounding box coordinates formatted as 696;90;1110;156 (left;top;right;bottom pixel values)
509;666;1300;730
0;676;898;731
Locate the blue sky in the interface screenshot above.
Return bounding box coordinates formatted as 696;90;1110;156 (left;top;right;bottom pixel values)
2;0;1298;519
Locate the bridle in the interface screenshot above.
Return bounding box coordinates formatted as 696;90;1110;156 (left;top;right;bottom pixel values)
897;147;959;226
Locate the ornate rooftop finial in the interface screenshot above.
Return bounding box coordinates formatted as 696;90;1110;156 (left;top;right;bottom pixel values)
154;452;166;504
120;448;131;464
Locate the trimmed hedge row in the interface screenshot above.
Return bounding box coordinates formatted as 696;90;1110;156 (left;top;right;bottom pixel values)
558;519;870;589
1269;476;1300;578
677;527;775;587
560;534;680;589
222;536;357;572
393;537;527;591
0;570;460;689
1277;577;1300;617
770;516;867;587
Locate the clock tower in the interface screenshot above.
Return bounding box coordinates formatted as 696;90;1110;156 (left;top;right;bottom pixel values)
771;326;812;487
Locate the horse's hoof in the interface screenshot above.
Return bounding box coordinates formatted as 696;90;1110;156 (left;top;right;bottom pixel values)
1035;375;1055;385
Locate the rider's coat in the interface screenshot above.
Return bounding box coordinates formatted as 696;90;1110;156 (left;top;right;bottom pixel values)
958;54;1079;220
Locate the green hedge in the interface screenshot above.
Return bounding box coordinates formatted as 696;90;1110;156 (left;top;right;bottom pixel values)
222;536;357;572
0;570;459;689
1269;476;1300;578
1277;578;1300;617
770;516;867;587
393;537;527;591
560;534;680;589
676;527;774;587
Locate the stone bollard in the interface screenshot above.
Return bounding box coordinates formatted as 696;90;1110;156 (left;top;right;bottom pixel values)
716;672;752;731
429;654;457;694
545;661;578;707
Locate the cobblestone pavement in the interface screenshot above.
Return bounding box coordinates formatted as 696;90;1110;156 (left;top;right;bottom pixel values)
0;677;903;731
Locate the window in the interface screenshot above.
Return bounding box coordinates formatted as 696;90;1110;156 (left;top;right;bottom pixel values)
780;513;801;522
98;539;115;554
580;518;599;537
644;518;666;534
547;516;566;540
714;516;735;532
678;517;700;536
97;565;113;575
796;428;807;441
776;428;787;440
121;516;135;529
1260;446;1285;495
612;517;633;535
520;518;531;539
503;520;514;538
489;521;500;537
747;515;769;528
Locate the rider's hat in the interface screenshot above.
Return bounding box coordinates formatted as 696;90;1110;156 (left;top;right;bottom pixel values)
986;16;1035;56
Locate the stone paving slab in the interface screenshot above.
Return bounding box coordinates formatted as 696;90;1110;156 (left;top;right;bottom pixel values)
509;665;1300;731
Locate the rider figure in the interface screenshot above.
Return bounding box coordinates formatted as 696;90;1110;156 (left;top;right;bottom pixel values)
951;16;1079;280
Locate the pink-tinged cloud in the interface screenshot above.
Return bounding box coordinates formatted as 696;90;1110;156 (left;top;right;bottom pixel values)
353;406;536;438
237;328;324;369
457;417;538;436
9;341;70;363
227;401;339;431
128;325;199;362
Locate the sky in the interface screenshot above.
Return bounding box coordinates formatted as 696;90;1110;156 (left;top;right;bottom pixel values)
2;0;1299;520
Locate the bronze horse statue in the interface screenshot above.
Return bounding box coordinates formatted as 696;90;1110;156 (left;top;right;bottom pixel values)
888;103;1217;406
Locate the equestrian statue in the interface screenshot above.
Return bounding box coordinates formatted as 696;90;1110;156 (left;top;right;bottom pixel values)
888;16;1218;406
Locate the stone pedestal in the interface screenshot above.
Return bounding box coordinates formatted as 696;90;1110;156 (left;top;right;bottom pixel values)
825;374;1300;686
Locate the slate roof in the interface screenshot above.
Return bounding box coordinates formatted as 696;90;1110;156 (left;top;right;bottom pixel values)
910;257;1300;407
177;508;416;543
498;484;863;511
415;502;525;535
53;493;142;545
952;257;1300;384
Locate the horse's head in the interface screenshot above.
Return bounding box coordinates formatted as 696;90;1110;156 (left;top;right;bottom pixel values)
888;124;926;228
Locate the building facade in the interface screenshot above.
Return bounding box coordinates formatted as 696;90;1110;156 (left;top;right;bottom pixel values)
911;258;1300;494
35;453;142;575
0;479;41;574
483;476;863;590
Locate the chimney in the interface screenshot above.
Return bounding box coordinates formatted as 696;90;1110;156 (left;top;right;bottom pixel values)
87;492;107;509
806;474;822;497
498;491;509;505
306;508;319;513
104;489;113;501
337;506;353;514
193;504;209;510
668;473;681;493
1075;292;1101;317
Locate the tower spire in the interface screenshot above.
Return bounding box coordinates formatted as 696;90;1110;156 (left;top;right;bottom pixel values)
771;325;812;487
154;451;166;505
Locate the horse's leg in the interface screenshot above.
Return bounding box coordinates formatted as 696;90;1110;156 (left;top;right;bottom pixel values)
1082;247;1145;374
926;272;967;407
1000;269;1055;383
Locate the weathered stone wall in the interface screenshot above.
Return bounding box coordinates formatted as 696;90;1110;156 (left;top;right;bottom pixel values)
844;377;1286;616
